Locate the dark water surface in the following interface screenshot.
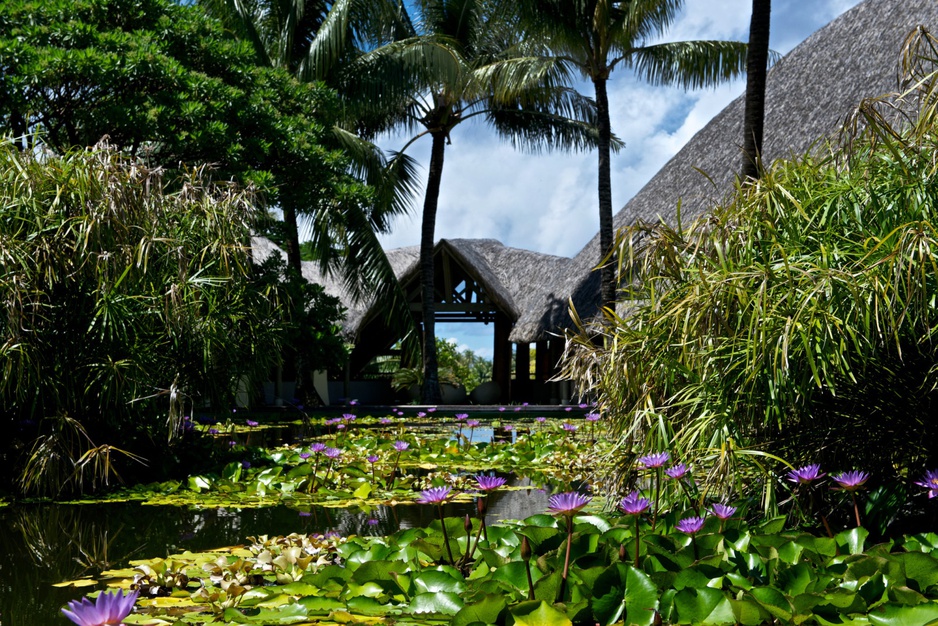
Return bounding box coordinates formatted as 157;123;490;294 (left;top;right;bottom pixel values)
0;479;548;625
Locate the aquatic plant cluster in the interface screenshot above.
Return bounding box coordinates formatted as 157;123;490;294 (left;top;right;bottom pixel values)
57;410;938;625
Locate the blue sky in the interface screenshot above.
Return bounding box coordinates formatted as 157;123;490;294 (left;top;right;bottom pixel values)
375;0;863;358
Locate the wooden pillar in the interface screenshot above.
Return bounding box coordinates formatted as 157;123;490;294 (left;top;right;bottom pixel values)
547;339;564;404
535;340;549;402
514;342;530;402
492;312;511;403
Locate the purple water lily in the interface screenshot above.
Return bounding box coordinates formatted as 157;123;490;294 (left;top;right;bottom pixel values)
638;452;670;468
310;443;327;453
417;486;452;504
665;463;689;480
379;417;392;425
585;413;601;422
245;419;258;427
455;413;468;421
618;491;650;515
832;470;869;492
916;469;938;498
299;452;311;460
366;455;379;464
710;503;736;520
787;464;825;485
475;475;507;491
676;516;706;535
466;419;480;428
417;411;427;417
561;423;577;432
535;416;547;423
393;440;409;452
62;589;138;626
547;491;591;515
324;447;341;459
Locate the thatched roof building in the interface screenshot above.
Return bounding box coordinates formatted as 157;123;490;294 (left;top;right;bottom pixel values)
261;0;938;403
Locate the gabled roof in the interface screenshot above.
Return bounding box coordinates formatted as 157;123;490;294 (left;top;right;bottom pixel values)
511;0;938;342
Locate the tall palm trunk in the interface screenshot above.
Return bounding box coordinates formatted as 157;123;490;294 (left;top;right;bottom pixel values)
741;0;771;180
281;203;303;272
594;76;616;311
420;131;446;404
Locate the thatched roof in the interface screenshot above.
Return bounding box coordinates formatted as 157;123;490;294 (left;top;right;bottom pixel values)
252;235;569;341
510;0;938;343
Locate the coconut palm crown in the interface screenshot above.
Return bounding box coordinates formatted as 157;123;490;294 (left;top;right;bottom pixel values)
517;0;749;310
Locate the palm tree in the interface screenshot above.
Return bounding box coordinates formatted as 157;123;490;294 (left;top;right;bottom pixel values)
741;0;771;180
348;0;604;403
518;0;748;311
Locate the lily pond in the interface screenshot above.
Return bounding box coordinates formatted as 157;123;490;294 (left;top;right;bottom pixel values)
9;410;938;625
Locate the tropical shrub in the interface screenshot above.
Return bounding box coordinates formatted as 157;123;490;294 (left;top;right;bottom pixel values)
0;142;344;495
562;32;938;509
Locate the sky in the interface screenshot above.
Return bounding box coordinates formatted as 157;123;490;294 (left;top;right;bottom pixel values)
373;0;864;358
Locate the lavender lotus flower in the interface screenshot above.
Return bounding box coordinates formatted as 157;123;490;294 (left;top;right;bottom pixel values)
710;503;736;520
618;491;650;515
466;419;480;428
547;492;591;515
428;407;436;413
585;413;601;422
367;518;379;526
916;469;938;498
832;470;869;492
299;452;311;460
393;440;409;452
475;475;507;491
638;452;670;468
787;464;825;485
535;416;547;423
241;460;251;469
417;411;427;417
504;424;514;431
311;443;326;453
417;486;452;504
336;424;346;430
675;516;706;535
561;423;577;432
579;403;589;409
366;455;379;464
62;589;139;626
324;447;341;459
379;417;392;424
455;414;468;421
208;428;219;435
665;463;689;480
498;407;506;412
246;419;258;427
342;413;355;421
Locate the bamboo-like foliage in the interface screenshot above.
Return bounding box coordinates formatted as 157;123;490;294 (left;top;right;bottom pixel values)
0;141;307;494
563;29;938;501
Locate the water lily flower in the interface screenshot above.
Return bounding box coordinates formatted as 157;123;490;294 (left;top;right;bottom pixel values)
916;469;938;498
665;463;689;480
579;403;589;409
417;486;452;504
709;503;736;520
299;452;311;459
310;442;326;453
638;452;670;468
299;511;311;517
367;518;379;526
417;411;427;417
366;455;379;464
676;516;705;535
241;460;251;469
379;417;392;425
466;419;480;428
504;424;513;431
498;407;505;412
62;589;138;626
618;491;650;515
455;413;468;421
245;419;258;427
475;475;507;491
349;400;358;406
428;407;436;412
208;428;219;435
324;447;341;459
564;407;572;412
514;407;521;412
585;413;601;422
547;491;591;515
393;441;409;452
336;424;346;430
535;416;546;423
787;464;825;485
342;413;355;421
832;470;869;492
561;423;577;432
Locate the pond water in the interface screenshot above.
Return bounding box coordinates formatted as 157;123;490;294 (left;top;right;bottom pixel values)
0;476;548;624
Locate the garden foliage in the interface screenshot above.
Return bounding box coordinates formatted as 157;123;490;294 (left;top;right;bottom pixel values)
0;143;344;495
563;29;938;493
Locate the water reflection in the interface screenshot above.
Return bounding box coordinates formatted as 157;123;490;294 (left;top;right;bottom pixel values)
0;477;548;624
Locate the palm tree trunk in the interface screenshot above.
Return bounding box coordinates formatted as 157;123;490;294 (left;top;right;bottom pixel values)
741;0;771;180
420;131;445;404
282;203;303;272
594;76;616;311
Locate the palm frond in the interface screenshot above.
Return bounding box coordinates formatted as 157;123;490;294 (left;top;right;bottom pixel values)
624;40;748;88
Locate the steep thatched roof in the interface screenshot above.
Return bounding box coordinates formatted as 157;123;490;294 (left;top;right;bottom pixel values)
511;0;938;343
252;235;569;342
